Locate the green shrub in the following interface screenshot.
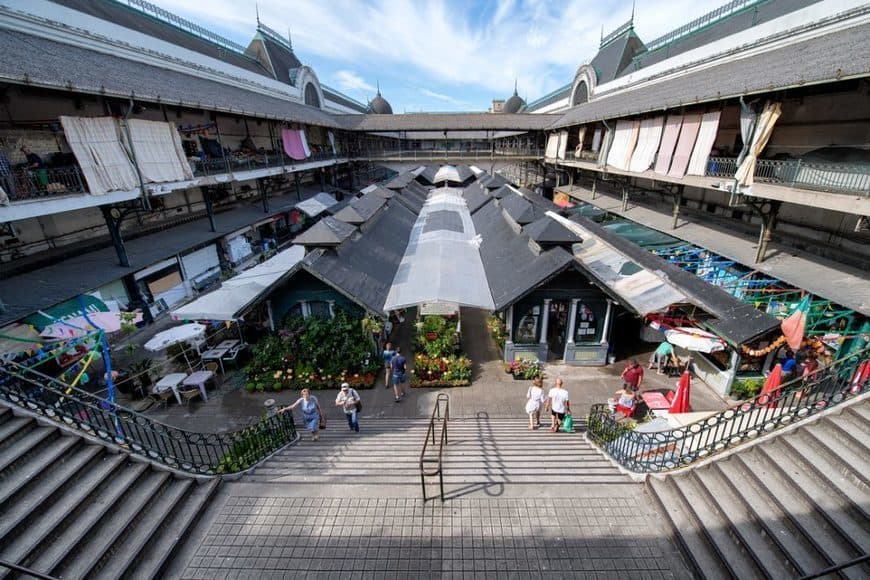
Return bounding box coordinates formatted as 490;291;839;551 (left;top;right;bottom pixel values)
731;377;764;400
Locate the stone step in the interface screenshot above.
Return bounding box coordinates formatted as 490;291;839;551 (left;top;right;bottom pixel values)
669;472;764;579
726;452;839;577
15;461;150;577
735;448;864;580
646;477;732;580
244;473;633;485
844;403;870;424
755;442;870;559
835;408;870;442
691;463;796;578
0;425;55;472
122;478;221;580
0;443;103;542
0;433;79;507
0;414;34;450
87;476;193;580
803;419;869;490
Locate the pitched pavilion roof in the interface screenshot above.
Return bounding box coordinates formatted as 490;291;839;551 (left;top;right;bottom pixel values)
553;22;870;128
332;192;388;224
524;217;582;245
293;217;357;246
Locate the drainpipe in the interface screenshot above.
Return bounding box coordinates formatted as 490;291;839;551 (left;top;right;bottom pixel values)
122;98;151;211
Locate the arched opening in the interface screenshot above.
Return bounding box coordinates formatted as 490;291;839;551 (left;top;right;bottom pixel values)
572;81;588;106
304;83;321;108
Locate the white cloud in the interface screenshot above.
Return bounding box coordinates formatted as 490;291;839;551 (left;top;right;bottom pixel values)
334;70;375;93
420;89;469;107
156;0;732;103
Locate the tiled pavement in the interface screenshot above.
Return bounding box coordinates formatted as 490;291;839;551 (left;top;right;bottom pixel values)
178;489;688;579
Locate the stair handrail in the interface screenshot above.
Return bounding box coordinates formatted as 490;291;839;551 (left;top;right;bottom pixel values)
587;348;869;473
0;361;298;475
797;553;870;580
419;393;450;501
0;558;57;580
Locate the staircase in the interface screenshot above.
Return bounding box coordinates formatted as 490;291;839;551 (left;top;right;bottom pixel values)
0;404;220;580
649;399;870;579
246;417;630;486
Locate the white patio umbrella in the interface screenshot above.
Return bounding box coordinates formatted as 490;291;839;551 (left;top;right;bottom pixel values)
664;327;726;354
144;323;206;370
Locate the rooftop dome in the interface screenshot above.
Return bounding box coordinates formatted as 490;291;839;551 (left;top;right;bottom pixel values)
367;84;393;114
502;81;526;113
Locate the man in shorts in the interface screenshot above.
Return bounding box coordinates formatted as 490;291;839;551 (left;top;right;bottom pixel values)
390;346;408;402
621;358;644;391
545;378;571;432
382;342;396;389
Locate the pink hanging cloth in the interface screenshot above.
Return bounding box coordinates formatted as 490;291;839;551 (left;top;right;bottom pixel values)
282;128;307;161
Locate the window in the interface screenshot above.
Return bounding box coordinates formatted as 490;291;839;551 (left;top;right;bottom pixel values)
572;81;588;106
513;304;540;343
308;300;331;319
304;83;321;108
287;302;303;320
573;302;603;343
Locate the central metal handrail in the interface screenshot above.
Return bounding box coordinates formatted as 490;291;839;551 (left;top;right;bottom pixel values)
419;393;450;502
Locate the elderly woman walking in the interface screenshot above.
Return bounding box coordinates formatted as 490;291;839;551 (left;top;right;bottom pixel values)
280;388;323;441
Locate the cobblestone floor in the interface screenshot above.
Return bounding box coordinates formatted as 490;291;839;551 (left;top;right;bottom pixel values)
181;493;686;579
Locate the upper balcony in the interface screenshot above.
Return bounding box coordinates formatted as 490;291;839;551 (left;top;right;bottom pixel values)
354;146;543;162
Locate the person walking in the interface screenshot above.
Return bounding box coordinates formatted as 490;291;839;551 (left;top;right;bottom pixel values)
390;346;408;402
335;382;361;433
280;388;323;441
621;358;644;391
525;376;546;429
382;342;396;389
545;378;571;433
648;342;675;375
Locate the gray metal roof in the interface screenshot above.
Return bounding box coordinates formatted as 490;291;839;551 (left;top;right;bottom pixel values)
331;191;387;224
338;113;559;132
553;22;870;128
384;171;418;190
461;183;493;214
293;217;357;246
498;193;540;225
473;202;575;311
303;202;417;314
565;213;779;344
0;29;342;128
524;217;582;245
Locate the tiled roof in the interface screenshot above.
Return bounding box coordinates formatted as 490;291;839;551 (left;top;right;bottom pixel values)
552;22;870;128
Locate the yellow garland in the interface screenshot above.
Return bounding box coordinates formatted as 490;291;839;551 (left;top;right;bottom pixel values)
741;335;828;358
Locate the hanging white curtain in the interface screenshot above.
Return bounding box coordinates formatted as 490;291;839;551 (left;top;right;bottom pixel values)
591;127;602;152
735;102;782;189
628;117;665;173
328;131;337;155
654;116;682;174
687;111;722;176
545;133;559;159
597;127;613;167
299;129;312;158
125;120;195;183
60;116;138;196
574;126;587;158
668;113;702;178
606;119;639;171
557;130;569;160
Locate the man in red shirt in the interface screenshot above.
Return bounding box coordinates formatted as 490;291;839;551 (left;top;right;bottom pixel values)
621;358;644;391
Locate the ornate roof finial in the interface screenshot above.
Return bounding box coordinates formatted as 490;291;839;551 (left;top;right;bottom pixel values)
255;1;260;26
376;80;381;97
600;24;604;43
630;0;636;24
287;29;293;50
513;77;518;96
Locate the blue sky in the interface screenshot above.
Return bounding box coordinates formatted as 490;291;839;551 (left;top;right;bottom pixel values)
158;0;728;112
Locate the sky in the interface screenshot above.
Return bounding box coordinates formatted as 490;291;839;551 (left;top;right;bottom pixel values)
157;0;730;112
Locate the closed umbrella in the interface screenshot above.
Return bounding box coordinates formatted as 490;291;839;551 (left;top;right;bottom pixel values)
669;370;691;414
759;363;782;409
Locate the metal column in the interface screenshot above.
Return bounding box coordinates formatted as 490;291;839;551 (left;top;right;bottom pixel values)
101;206;130;267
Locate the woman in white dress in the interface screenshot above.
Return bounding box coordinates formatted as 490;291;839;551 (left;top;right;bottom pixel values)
525;377;547;429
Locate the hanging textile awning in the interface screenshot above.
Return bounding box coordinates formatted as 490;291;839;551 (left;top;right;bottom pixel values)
171;246;306;321
384;187;494;312
687;111;722;176
606;119;639;171
628;117;665;173
545;134;559;159
60;116;139;196
282;128;309;160
556;130;569;160
654;115;683;174
736;101;782;190
668;113;702;178
126;119;194;183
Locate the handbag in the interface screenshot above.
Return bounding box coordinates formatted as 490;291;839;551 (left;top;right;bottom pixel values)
355;400;362;412
562;414;574;433
319;415;326;429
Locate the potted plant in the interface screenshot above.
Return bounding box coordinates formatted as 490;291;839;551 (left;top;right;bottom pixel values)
128;358;155;393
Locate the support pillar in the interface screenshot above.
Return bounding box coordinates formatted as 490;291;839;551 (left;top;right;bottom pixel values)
101;206;130;267
539;298;552;345
591;176;597;200
672;185;683;230
621;182;629;212
505;305;514;343
566;299;579;345
258;178;269;213
203;187;216;232
754;202;781;263
601;300;614;345
319;168;325;189
295;172;302;201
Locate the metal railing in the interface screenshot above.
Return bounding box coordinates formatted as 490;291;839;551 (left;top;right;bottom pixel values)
0;361;298;475
644;0;760;53
191;152;341;177
357;149;543;161
706;157;870;196
0;558;57;580
419;393;450;502
586;350;868;473
123;0;248;54
4;166;87;200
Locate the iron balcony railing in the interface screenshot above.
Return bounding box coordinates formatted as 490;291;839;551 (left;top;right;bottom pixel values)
0;362;298;475
357;149;543;160
587;349;868;473
5;166;87;201
706;157;870;196
643;0;760;53
191;152;341;177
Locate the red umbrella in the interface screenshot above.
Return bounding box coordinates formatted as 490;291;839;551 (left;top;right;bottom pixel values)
759;363;783;409
669;370;691;414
